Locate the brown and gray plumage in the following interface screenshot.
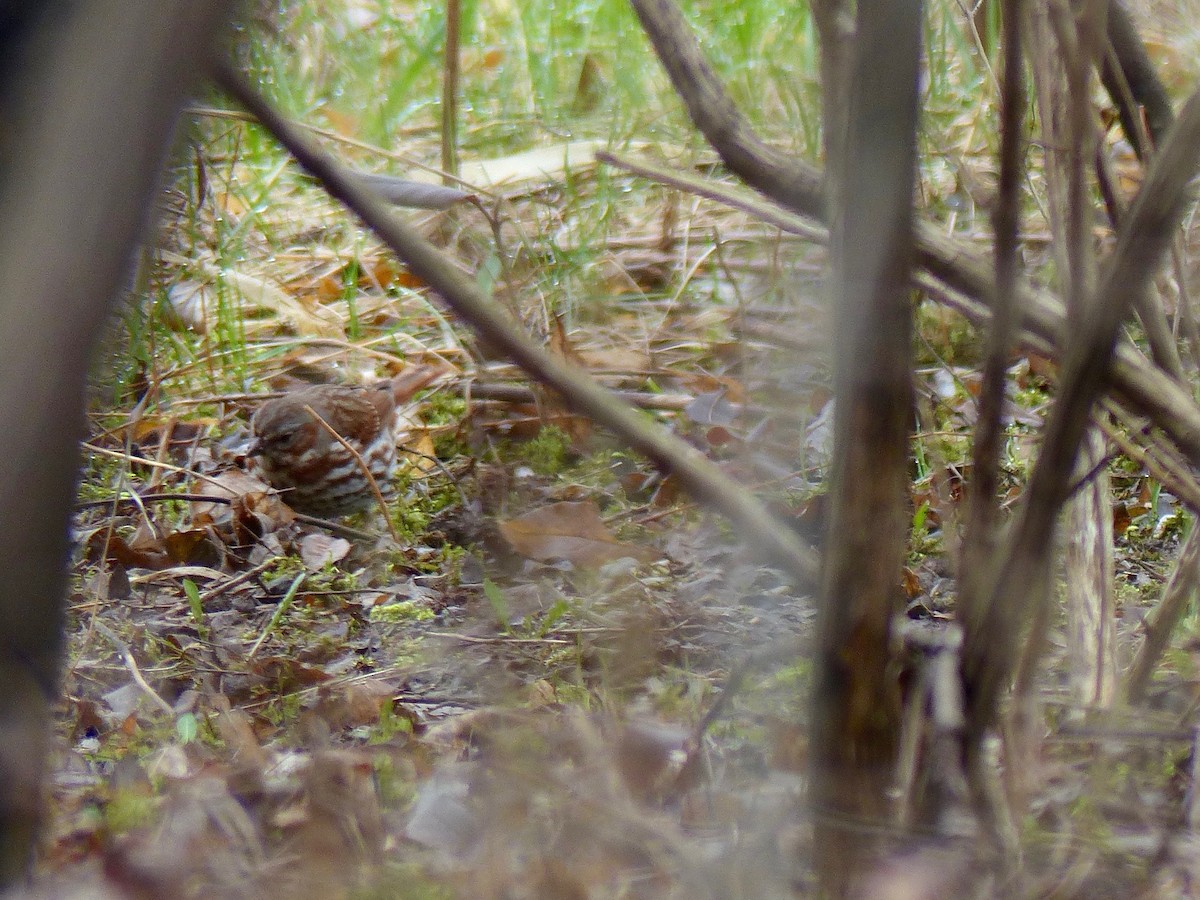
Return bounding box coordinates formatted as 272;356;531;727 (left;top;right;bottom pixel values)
249;368;438;517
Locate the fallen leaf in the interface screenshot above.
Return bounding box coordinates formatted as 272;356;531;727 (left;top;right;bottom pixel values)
540;315;592;442
95;532;171;570
164;528;223;567
173;264;345;338
685;390;738;427
189;468;273;520
677;372;747;404
398;430;438;477
216;267;344;337
320;106;361;137
577;347;651;372
498;500;655;567
214;191;248;217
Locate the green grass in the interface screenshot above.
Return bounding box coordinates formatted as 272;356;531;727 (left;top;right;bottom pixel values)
97;0;1017;422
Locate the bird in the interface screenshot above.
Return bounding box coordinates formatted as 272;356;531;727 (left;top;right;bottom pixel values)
249;367;438;517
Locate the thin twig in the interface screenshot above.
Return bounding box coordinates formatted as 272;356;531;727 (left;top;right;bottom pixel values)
301;403;401;544
94;621;175;717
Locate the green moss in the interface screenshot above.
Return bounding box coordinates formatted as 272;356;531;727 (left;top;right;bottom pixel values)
504;424;573;476
390;500;431;542
306;563;359;596
551;681;592;708
369;749;416;802
261;691;304;728
387;469;464;543
421;393;467;427
352;863;457;899
102;789;158;835
262;554;305;582
369;601;435;624
367;710;416;749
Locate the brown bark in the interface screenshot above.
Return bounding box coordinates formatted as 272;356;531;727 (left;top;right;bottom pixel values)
1065;428;1116;707
810;0;922;891
1100;0;1174;156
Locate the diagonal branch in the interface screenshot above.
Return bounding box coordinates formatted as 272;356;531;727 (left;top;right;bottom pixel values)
628;0;825;217
600;150;1200;488
208;57;821;586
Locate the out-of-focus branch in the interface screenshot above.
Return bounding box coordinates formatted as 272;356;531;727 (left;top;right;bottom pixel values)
600;150;1200;484
0;0;235;883
628;0;824;217
963;85;1200;749
209;57;821;586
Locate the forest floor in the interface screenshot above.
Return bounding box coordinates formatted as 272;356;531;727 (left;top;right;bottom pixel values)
37;1;1200;897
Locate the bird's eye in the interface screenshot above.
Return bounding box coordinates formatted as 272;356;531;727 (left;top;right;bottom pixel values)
275;429;302;449
257;428;294;451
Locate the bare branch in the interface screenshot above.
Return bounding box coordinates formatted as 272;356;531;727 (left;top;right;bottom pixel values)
208;57;821;586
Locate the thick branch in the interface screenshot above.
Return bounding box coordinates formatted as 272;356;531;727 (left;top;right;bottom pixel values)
962;0;1027;628
600;150;1200;476
0;0;234;882
812;0;922;887
615;1;1200;469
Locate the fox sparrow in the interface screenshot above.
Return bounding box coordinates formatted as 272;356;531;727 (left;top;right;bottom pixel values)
249;368;437;517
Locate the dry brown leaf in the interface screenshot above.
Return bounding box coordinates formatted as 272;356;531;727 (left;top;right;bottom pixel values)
173;264;345;338
320;106;361;137
360;255;401;288
676;372;747;404
214;190;248;217
104;416;211;448
313;271;347;302
311;682;395;730
189;469;271;518
163;528;223;567
218;267;344;337
498;500;655;567
399;430;438;477
541;316;592;443
96;531;171;570
394;269;428;289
